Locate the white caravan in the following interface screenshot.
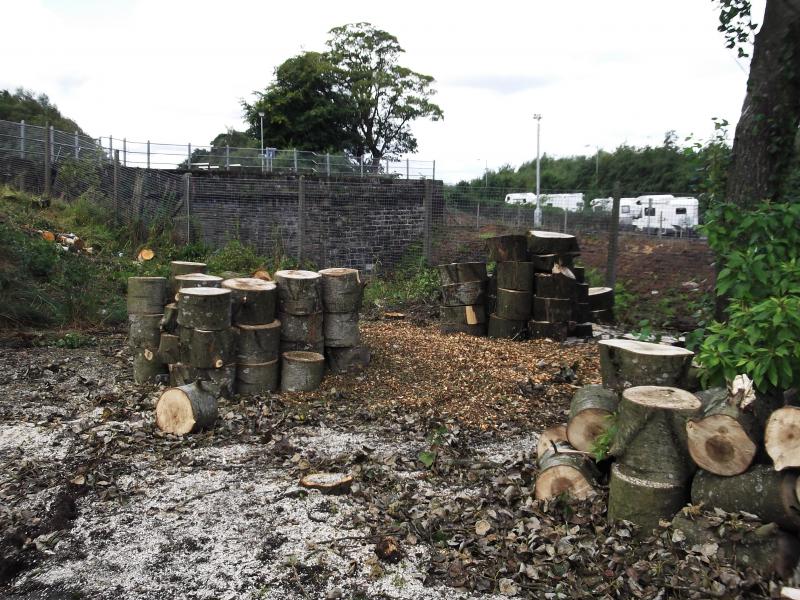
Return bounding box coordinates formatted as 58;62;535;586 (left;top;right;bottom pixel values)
591;197;641;225
631;195;699;233
504;192;537;205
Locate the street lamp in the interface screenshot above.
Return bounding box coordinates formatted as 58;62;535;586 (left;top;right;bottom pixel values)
258;111;265;173
533;114;542;210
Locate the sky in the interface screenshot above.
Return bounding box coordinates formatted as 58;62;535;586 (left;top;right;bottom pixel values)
1;0;765;183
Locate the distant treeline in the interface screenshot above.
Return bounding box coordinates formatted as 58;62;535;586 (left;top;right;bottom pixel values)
0;88;88;135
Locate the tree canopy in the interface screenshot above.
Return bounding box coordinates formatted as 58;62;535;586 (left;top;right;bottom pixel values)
0;88;87;134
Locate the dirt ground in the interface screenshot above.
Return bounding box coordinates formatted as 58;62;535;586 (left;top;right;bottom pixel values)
0;321;782;599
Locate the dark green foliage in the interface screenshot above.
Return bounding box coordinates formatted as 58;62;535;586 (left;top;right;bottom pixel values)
0;88;87;133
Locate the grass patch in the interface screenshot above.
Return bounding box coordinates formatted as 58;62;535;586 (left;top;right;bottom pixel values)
364;246;439;309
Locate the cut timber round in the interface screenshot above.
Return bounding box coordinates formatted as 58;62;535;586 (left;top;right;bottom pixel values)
588;287;614;311
127;277;167;315
440;304;486;325
318;268;364;313
567;385;619;452
222;278;277;325
536;424;568;459
128;313;163;350
532;297;572;322
496;261;534;292
535;451;598;501
235;321;280;363
686;388;757;476
530;254;557;272
487;314;527;339
591;308;615;324
485;235;528;262
439;322;487;336
526;230;580;256
441;281;486;307
323;312;360;348
281;339;325;355
534;272;576;300
766;407;800;471
572;266;585;284
178;327;235;369
174;273;223;295
169;260;207;295
168;362;236;399
495;288;532;321
300;472;353;495
160;303;178;334
279;311;324;344
177;287;231;331
570;322;593;338
275;270;322;315
281;351;325;392
608;463;687;534
691;466;800;532
574;282;589;303
610;386;700;484
528;320;568;341
437;262;487;286
326;345;371;374
157;333;180;365
599;339;694;391
155;382;218;435
133;349;167;384
574;302;591;323
236;360;279;394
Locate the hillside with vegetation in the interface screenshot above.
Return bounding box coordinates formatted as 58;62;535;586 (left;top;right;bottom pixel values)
0;88;88;134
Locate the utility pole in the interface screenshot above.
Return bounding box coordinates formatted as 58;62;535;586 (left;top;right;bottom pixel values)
484;159;488;188
534;114;542;213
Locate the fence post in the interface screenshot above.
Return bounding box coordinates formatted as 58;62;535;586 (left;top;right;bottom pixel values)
423;179;433;265
476;202;480;231
406;158;409;180
109;135;113;162
297;176;306;262
74;130;79;159
49;126;54;163
659;212;663;237
293;149;298;173
43;122;51;197
360;155;363;177
113;150;120;223
123;138;127;166
605;182;621;289
326;153;330;177
185;173;191;243
147;141;151;169
385;157;389;176
187;144;192;170
97;138;102;165
563;209;568;233
20;120;25;159
432;159;436;181
225;145;229;170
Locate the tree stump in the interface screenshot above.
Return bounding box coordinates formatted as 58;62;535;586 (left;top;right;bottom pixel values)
281;351;325;392
441;281;486;306
495;288;532;321
179;327;235;369
127;277;167;315
528;320;568;341
279;311;324;345
437;262;487;286
155;382;218;435
222;278;277;325
532;297;572;322
536;424;568;458
439;323;487;336
128;313;163;350
496;261;534;291
169;261;207;295
608;463;687;533
441;304;486;325
157;332;180;365
280;339;325;355
168;363;236;399
323;312;360;347
598;339;694;391
236;360;279;394
766;407;800;471
487;314;527;339
610;386;700;485
173;273;223;296
160;303;179;334
691;466;800;532
235;321;281;363
485;235;528;262
588;286;614;311
526;231;580;255
535;447;598;500
326;345;371;374
567;385;619;452
686;388;758;476
275;270;322;315
177;288;232;331
133;349;167;384
318;268;364;313
535;272;576;299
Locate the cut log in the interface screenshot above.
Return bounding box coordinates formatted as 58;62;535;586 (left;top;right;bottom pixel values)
591;308;615;324
567;385;619;452
275;270;322;315
440;304;487;325
495;288;532;321
252;269;272;281
487;314;527;339
534;272;576;300
235;321;281;363
155;382;218;435
326;345;371;374
128;313;163;350
177;287;232;331
588;286;614;311
160;303;179;334
672;513;800;578
127;277;167;315
236;360;279;394
174;273;223;297
168;362;236;399
686;388;758;476
441;281;486;307
571;265;585;284
536;424;568;459
279;311;324;344
608;463;687;533
691;466;800;532
534;450;598;501
573;282;589;303
157;333;180;365
530;254;557;272
323;312;360;348
574;302;591;323
496;261;534;292
280;339;325;355
610;385;700;484
137;248;155;262
532;297;572;322
222;278;277;325
299;472;353;494
437;262;487;286
570;322;593;338
179;327;235;369
598;339;694;391
766;407;800;471
526;230;580;255
281;351;326;392
528;320;568;341
485;235;528;262
318;268;364;313
169;261;208;295
133;349;167;384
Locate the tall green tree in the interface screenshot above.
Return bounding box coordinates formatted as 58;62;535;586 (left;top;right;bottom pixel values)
0;88;87;133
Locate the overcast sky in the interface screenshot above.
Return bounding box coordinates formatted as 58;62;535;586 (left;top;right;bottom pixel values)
2;0;764;183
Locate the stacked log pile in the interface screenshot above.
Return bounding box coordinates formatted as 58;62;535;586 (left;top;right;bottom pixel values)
487;235;532;340
438;262;488;336
588;286;614;324
275;270;324;355
127;276;168;384
319;268;370;375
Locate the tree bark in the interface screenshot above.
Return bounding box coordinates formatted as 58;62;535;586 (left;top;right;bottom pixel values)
280;339;325;355
127;277;167;315
275;270;323;315
536;424;568;459
169;261;207;296
178;327;235;369
323;312;360;347
235;321;281;363
487;314;527;339
608;463;688;534
326;345;371;374
567;384;619;452
528;320;568;341
155;382;218;435
532;297;571;322
485;235;528;262
177;288;232;331
598;339;694;391
535;272;576;299
222;277;277;325
318;268;364;313
281;351;326;392
496;261;534;291
495;288;532;321
236;360;279;394
160;303;179;334
173;273;223;296
526;231;580;255
279;311;324;345
440;304;486;325
133;349;167;384
128;313;163;351
535;450;598;501
437;262;487;286
588;287;614;311
168;362;236;399
157;332;180;365
441;281;486;306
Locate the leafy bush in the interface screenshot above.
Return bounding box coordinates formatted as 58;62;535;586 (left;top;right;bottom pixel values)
206;239;268;274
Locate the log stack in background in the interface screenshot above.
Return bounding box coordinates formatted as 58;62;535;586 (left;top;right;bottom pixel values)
588;286;615;324
275;270;324;355
486;235;532;340
438;262;488;336
127;276;168;384
319;268;370;375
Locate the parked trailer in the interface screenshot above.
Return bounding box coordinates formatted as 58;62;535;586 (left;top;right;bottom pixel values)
632;195;699;234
